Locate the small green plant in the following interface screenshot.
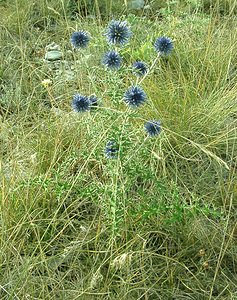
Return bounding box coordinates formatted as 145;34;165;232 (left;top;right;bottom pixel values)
64;19;175;233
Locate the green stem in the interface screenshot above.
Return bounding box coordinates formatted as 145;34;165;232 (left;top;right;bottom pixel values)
138;53;160;85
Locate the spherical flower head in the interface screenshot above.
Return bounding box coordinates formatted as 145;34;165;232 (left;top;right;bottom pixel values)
72;94;90;112
106;20;131;46
132;61;147;77
124;86;147;108
154;37;173;56
71;31;90;49
102;51;122;70
89;95;98;108
144;120;161;137
105;140;119;159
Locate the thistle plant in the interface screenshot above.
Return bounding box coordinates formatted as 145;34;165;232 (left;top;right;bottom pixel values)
69;20;173;233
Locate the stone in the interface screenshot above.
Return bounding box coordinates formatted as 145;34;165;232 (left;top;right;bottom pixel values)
45;50;63;61
129;0;145;10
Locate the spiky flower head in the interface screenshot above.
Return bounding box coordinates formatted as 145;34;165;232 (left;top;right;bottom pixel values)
102;51;122;70
144;120;161;137
106;20;131;46
71;31;90;49
132;61;148;77
105;140;119;159
72;94;90;112
124;86;147;108
154;37;173;55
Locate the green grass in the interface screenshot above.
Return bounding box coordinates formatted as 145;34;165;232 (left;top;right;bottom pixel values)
1;1;237;299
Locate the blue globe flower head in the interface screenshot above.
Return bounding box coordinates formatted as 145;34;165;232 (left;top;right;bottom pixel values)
106;20;131;46
124;86;147;108
71;31;90;49
154;37;173;56
133;61;148;77
89;95;98;108
72;94;90;112
102;51;122;70
105;140;119;159
144;120;161;137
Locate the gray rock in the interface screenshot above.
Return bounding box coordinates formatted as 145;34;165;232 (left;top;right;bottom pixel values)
129;0;145;10
45;50;63;61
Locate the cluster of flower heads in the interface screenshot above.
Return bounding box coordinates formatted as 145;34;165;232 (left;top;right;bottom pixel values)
70;21;173;70
70;20;174;158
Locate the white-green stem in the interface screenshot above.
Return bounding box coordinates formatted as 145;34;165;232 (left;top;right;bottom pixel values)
138;53;160;85
124;135;149;166
110;106;131;237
